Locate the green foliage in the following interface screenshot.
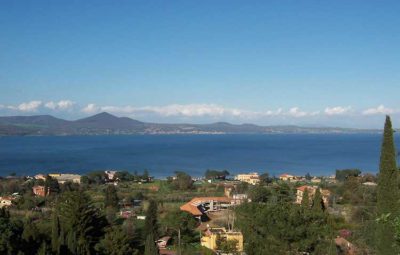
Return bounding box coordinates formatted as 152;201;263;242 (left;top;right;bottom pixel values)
0;208;22;255
104;185;119;209
85;171;108;185
144;199;159;239
171;171;193;190
259;172;272;184
97;226;138;255
311;188;325;213
44;175;60;195
144;233;159;255
216;236;238;254
301;189;310;208
235;202;334;255
376;116;399;254
115;171;134;182
56;191;108;254
335;169;361;182
204;169;229;180
164;209;198;244
249;185;271;203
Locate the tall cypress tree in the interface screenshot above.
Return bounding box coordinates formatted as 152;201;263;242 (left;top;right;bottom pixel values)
51;210;60;253
144;233;159;255
301;189;310;208
144;200;159;239
377;115;399;254
311;188;325;213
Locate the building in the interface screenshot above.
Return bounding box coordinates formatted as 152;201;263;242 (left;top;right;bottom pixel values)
105;170;117;180
34;174;47;181
32;185;49;197
235;172;260;185
279;173;295;181
296;185;331;207
48;174;81;184
200;227;243;252
180;197;232;217
0;196;14;208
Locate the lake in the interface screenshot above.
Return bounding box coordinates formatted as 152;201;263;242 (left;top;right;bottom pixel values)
0;134;398;178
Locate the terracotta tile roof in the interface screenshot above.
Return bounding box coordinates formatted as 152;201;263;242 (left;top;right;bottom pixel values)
180;197;231;216
296;185;314;192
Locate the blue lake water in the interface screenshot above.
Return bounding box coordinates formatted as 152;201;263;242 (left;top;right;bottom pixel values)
0;134;398;178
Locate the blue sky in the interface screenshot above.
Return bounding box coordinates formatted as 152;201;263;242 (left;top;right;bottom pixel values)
1;0;399;128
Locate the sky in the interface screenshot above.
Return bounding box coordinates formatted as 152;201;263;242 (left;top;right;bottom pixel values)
1;0;399;128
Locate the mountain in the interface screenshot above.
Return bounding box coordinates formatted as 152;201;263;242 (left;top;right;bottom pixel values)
0;112;380;136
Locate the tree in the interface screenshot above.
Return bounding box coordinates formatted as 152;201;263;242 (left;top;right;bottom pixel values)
301;189;310;208
171;171;193;190
249;186;271;203
305;173;312;181
44;175;60;195
104;185;119;209
335;169;361;182
259;172;271;185
57;191;108;254
311;188;325;212
0;208;22;254
204;169;229;180
217;237;238;254
164;210;198;244
376;116;399;254
97;226;138;255
144;233;158;255
144;200;159;239
51;210;60;253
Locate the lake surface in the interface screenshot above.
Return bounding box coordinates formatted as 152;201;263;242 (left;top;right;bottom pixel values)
0;134;398;178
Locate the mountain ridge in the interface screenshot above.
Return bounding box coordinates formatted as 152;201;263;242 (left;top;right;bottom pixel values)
0;112;381;136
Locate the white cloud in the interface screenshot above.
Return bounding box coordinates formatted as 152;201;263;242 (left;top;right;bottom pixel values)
324;106;352;115
287;107;309;117
81;103;100;114
362;105;395;115
45;100;75;110
9;101;42;112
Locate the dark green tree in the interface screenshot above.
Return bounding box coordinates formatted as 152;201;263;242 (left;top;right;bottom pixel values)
311;188;325;213
171;171;193;190
144;233;158;255
249;185;271;203
144;200;159;239
377;116;399;254
97;226;138;255
57;191;108;254
301;189;310;208
44;175;60;195
51;210;60;253
104;185;119;209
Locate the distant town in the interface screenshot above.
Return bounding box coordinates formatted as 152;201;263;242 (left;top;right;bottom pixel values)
0;112;384;136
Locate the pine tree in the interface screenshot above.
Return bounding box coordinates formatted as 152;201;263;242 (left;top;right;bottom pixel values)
377;116;399;254
144;200;159;239
301;189;310;208
144;233;158;255
57;191;108;255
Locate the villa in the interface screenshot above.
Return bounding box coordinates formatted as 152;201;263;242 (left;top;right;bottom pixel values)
200;227;243;252
235;172;260;185
180;197;232;218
